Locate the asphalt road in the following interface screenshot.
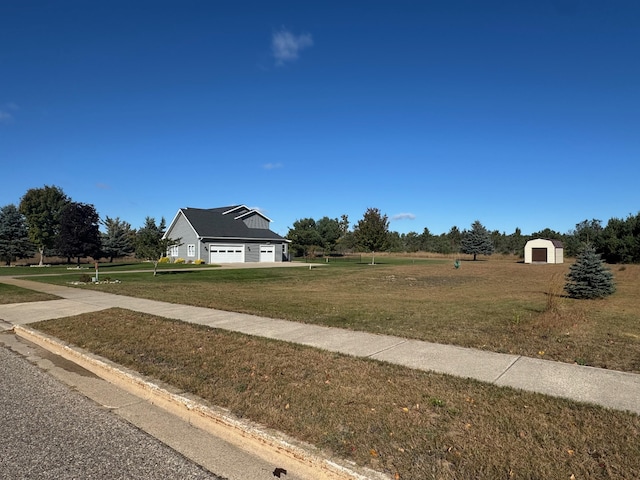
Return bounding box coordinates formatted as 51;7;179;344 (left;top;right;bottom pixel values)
0;344;225;480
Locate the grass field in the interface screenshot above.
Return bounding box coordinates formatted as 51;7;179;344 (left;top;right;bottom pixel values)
4;255;639;478
0;283;59;304
24;255;640;373
32;308;640;480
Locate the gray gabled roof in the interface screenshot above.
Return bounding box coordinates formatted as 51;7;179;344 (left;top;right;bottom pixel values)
179;206;286;241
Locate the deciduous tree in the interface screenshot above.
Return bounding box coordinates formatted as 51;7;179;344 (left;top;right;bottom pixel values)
56;202;101;264
19;185;70;265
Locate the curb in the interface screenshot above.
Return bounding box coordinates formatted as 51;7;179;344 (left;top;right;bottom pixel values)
14;325;390;480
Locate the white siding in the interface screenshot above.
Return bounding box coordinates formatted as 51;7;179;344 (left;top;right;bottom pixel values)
524;239;563;264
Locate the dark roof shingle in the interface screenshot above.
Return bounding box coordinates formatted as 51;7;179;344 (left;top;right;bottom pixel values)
181;207;285;241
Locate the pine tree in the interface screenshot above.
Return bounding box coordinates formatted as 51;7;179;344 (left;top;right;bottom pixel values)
135;217;180;276
460;220;494;260
353;207;390;264
564;245;616;299
0;204;35;265
101;216;135;262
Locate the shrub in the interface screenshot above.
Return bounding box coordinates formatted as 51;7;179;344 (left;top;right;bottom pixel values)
194;259;205;265
565;245;616;299
158;257;170;264
175;257;185;264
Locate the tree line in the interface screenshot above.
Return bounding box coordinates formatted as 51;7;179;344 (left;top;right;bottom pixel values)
287;208;640;264
0;185;177;269
2;186;638;266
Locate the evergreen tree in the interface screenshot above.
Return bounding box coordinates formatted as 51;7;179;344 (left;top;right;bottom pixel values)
460;220;494;261
286;218;323;257
101;216;135;262
353;207;389;264
447;226;462;254
135;217;180;276
600;213;640;264
316;216;342;254
0;204;35;265
565;245;616;299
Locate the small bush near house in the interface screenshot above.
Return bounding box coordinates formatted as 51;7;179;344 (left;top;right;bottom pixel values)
158;257;170;263
194;259;205;265
174;258;185;264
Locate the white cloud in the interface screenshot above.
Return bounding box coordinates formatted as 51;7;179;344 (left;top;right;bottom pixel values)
250;206;269;217
271;28;313;66
391;213;416;221
263;162;283;170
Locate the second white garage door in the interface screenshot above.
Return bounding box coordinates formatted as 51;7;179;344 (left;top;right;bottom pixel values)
209;244;244;263
259;245;275;262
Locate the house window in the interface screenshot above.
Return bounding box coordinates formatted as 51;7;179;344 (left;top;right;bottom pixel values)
169;245;179;257
187;244;195;257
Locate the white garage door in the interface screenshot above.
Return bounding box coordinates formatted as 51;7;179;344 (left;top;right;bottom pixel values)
259;245;275;262
209;244;244;263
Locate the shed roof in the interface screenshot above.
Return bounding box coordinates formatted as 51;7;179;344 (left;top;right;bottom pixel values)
526;238;564;248
549;239;564;248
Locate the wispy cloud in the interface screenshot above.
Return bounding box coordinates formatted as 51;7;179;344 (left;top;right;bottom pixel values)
263;162;283;170
0;111;13;124
391;213;416;221
0;103;19;124
250;206;269;217
271;28;313;66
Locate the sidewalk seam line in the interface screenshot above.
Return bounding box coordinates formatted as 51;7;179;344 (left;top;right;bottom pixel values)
367;339;408;358
492;355;522;384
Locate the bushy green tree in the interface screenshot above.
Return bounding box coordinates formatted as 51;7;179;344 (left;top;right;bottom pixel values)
316;216;342;253
600;213;640;264
19;185;70;265
564;245;616;299
286;218;323;257
507;227;528;257
135;217;180;276
460;220;494;261
56;202;102;264
0;204;34;265
401;231;422;252
101;216;135;262
353;207;389;264
565;219;603;257
447;226;462;254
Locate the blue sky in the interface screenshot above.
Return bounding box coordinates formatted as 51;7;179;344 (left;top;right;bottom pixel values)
1;1;638;237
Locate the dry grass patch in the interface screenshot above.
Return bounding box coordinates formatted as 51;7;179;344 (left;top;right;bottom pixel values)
42;257;640;372
0;283;59;304
33;308;640;480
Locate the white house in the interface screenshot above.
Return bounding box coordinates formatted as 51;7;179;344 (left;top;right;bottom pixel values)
524;238;564;264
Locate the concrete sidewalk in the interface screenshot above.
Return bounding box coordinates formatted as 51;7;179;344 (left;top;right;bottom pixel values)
1;276;638;416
